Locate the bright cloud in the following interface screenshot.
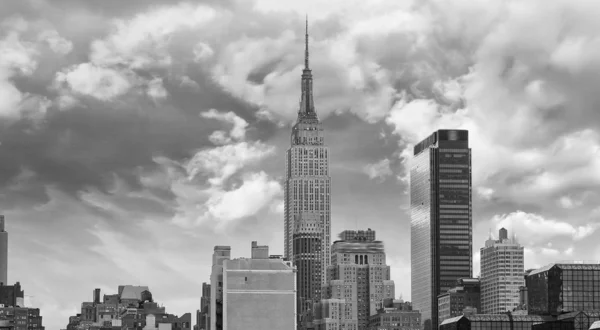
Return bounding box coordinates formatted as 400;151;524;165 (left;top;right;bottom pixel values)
55;63;133;101
363;158;393;181
491;211;599;244
186;141;275;186
200;109;249;143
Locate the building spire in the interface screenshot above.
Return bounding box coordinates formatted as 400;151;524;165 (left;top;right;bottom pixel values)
297;15;316;120
305;14;309;69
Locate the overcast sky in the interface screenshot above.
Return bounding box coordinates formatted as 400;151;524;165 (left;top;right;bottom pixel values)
2;0;600;329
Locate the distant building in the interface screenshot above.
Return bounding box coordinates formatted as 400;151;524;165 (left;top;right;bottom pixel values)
480;228;524;314
526;261;600;315
198;283;210;330
0;306;44;330
410;129;473;330
65;286;188;330
339;229;376;242
314;230;395;330
368;299;421;330
214;241;296;330
437;278;480;325
0;216;7;285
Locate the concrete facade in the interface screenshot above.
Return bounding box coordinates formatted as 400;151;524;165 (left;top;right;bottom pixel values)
220;242;296;330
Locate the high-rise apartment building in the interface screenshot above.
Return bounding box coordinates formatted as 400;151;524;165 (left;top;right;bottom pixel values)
0;216;7;285
410;129;472;330
314;230;395;330
221;242;296;330
284;19;332;290
480;228;524;314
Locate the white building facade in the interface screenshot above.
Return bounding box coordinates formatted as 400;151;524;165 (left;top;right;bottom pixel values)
480;228;525;314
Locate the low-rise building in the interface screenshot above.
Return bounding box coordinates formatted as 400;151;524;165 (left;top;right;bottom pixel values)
0;306;45;330
437;278;480;325
368;299;421;330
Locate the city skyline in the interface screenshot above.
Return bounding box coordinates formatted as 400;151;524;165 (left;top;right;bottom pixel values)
2;1;600;330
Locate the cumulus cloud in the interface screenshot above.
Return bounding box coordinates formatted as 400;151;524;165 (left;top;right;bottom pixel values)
147;77;168;100
200;109;248;144
363;158;393;182
55;63;133;101
491;211;600;245
90;2;217;69
204;171;282;223
38;29;73;55
186;141;275;186
0;24;39;118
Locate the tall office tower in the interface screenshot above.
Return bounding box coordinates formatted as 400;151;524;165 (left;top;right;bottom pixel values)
314;230;395;330
0;216;7;285
284;19;331;288
480;228;525;314
293;212;323;329
410;129;472;330
210;246;231;330
222;242;296;330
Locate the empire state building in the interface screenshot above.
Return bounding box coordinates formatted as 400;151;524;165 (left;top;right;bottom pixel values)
284;19;332;308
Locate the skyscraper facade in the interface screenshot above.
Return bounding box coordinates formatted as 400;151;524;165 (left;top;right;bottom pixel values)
480;228;524;314
284;20;331;289
410;129;472;329
293;212;323;329
314;230;395;330
0;216;7;285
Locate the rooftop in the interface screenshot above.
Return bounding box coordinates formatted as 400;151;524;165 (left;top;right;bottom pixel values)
528;262;600;276
225;258;294;271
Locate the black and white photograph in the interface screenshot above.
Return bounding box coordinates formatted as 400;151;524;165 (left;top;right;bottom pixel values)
0;0;600;329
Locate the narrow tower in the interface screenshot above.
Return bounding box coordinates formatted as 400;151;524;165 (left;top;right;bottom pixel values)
0;216;7;285
284;17;331;290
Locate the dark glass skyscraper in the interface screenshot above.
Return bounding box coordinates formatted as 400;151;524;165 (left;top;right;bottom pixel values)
410;129;472;330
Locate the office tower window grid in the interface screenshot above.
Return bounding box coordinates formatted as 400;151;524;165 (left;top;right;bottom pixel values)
526;263;600;315
411;130;472;330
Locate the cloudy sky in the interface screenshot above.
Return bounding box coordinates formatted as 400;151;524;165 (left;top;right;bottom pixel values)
2;0;600;328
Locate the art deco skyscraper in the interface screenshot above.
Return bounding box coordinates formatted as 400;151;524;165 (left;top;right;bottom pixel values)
480;228;524;314
410;130;472;330
0;216;7;285
284;19;331;290
313;230;395;330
